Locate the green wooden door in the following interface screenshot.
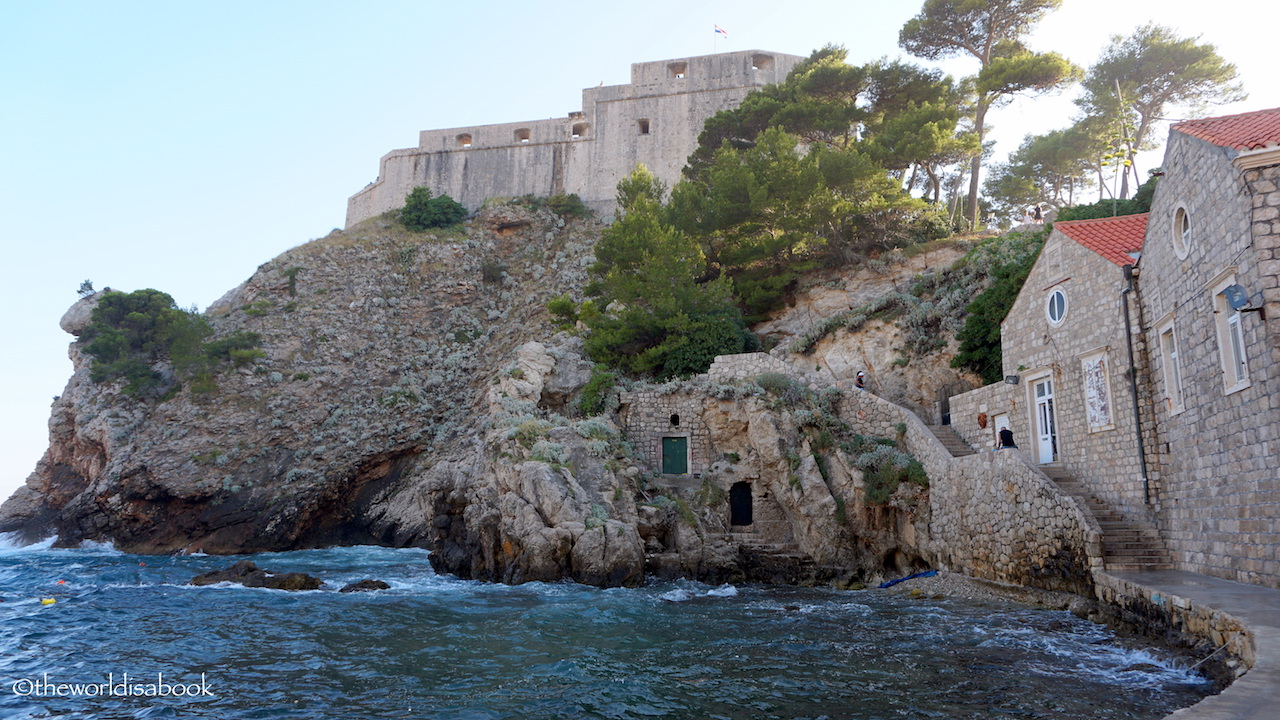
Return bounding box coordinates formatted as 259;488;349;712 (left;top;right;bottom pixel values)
661;437;688;474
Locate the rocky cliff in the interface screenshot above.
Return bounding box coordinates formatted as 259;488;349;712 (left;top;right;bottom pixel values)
0;205;972;587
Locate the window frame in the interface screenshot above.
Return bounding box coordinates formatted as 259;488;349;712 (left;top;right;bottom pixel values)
1046;288;1068;326
1157;319;1185;415
1209;270;1251;394
1172;206;1192;260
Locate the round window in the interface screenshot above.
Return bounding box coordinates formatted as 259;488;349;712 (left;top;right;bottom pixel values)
1173;207;1191;259
1046;289;1067;325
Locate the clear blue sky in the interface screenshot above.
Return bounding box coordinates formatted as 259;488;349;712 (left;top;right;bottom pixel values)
1;0;1273;504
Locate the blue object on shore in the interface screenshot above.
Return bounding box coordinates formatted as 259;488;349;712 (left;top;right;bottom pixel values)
878;569;938;589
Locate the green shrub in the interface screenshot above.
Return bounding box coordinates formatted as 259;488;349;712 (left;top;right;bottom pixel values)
530;440;569;466
400;186;468;231
282;266;303;297
546;295;579;330
203;331;262;361
951;232;1047;383
511;419;550;448
228;348;265;368
1056;175;1157;222
81;289;212;396
243;300;272;317
756;372;806;406
578;365;618;416
480;258;506;284
855;444;929;504
547;193;591;218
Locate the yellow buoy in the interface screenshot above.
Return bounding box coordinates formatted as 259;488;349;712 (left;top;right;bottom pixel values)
40;598;56;605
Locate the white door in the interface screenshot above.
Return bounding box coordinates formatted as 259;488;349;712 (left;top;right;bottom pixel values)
1033;378;1058;463
992;413;1010;449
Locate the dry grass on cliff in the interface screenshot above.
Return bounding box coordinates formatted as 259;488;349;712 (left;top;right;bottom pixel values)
285;213;469;258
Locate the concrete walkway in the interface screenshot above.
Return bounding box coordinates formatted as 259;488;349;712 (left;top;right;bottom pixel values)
1106;570;1280;720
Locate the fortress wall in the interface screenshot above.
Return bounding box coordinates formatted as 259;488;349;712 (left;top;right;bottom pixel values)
585;86;753;209
418;116;583;152
346;135;596;224
346;50;804;227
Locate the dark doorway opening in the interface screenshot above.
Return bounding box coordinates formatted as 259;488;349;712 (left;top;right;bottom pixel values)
730;481;753;525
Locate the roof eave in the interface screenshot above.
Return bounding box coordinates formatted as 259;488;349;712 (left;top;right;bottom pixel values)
1233;146;1280;171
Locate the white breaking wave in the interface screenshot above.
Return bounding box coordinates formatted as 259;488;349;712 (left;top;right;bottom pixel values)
0;533;57;554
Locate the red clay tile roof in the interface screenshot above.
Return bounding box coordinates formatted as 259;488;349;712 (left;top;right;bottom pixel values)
1054;213;1148;267
1172;108;1280;151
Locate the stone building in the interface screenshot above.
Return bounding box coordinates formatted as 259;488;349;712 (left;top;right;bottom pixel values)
346;49;804;226
950;214;1152;518
1136;108;1280;587
952;107;1280;589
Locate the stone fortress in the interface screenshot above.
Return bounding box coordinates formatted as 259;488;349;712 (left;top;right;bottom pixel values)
346;49;805;226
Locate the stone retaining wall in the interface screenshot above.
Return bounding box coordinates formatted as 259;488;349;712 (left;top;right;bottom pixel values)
840;384;1104;594
1093;572;1255;671
705;352;800;384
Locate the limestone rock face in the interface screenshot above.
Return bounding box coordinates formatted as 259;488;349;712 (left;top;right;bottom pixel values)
2;203;939;590
59;291;106;337
752;244;982;421
0;205;603;557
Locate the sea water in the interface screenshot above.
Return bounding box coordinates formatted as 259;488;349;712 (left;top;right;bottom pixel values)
0;537;1211;719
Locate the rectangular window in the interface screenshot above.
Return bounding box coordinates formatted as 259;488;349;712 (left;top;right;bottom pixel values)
1080;351;1114;432
1211;273;1250;394
1228;312;1246;383
1159;324;1184;414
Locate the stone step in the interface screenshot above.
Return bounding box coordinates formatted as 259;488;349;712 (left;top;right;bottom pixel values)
714;533;805;557
1106;560;1175;571
1105;539;1169;549
1042;467;1174;571
924;425;977;458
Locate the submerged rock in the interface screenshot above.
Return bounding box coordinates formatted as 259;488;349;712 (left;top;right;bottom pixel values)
339;579;391;593
189;560;323;591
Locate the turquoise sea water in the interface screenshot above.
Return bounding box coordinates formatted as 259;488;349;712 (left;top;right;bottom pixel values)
0;538;1210;719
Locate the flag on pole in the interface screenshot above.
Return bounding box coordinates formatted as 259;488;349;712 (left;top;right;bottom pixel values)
714;25;728;37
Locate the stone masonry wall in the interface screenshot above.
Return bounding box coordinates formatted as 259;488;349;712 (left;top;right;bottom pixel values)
840;385;1104;594
706;352;802;384
1140;131;1280;588
617;390;713;478
1244;163;1280;368
949;381;1022;452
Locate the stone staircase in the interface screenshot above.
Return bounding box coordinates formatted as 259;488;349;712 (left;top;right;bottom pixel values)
925;424;978;457
711;531;828;584
1039;465;1173;571
724;531;808;561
